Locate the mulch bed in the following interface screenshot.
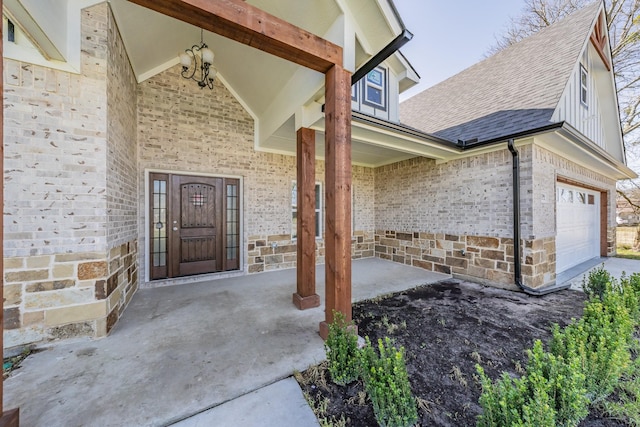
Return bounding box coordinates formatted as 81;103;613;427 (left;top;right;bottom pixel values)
297;280;627;426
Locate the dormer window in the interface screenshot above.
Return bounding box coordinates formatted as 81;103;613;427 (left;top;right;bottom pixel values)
7;19;15;43
363;67;387;111
580;64;588;107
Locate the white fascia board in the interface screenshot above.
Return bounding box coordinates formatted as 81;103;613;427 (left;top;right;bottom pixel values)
375;0;403;35
137;57;179;83
2;16;78;72
334;0;373;55
257;66;324;148
257;14;348;148
295;102;324;131
4;0;65;61
434;138;534;164
9;0;102;73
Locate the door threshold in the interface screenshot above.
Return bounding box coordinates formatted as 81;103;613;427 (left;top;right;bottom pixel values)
142;269;245;289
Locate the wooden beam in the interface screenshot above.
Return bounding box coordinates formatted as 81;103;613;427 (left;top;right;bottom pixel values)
320;65;352;340
293;128;320;310
127;0;342;73
590;12;611;71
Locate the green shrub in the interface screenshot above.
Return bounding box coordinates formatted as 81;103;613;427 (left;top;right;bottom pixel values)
476;364;555;427
621;273;640;324
582;265;614;300
550;288;633;402
526;340;588;426
478;268;640;426
324;311;360;386
361;337;418;427
476;340;587;427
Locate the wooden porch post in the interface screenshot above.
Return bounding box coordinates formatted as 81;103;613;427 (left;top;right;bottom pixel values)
293;128;320;309
1;0;21;422
127;0;353;340
320;65;352;339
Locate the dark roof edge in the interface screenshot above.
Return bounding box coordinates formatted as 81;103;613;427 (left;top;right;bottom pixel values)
464;120;636;178
352;111;461;150
463;122;566;149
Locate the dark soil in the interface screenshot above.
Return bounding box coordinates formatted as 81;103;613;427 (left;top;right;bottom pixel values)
298;279;627;426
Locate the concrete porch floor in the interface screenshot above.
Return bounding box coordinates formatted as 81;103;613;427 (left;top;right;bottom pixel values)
3;258;449;427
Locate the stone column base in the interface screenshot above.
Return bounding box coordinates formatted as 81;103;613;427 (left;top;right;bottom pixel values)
319;321;330;340
0;408;20;427
292;293;320;310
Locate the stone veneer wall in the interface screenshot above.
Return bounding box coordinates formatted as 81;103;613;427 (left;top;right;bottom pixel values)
247;231;375;273
373;143;614;289
3;4;139;348
137;65;376;283
374;231;553;288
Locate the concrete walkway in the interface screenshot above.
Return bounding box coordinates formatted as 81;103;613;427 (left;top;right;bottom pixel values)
561;257;640;290
3;258;448;427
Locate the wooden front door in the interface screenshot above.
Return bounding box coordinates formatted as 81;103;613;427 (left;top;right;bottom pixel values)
149;173;240;280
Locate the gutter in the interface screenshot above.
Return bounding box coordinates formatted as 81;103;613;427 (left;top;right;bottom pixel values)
351;29;413;85
350;0;413;84
507;139;571;296
464;122;565;149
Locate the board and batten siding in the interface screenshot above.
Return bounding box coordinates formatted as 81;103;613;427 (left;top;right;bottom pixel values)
351;64;400;122
552;45;606;149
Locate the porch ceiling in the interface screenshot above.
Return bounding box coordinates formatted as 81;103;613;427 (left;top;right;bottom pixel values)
108;0;397;119
110;0;323;116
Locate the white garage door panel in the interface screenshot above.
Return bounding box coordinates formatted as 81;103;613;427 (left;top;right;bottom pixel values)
556;184;600;274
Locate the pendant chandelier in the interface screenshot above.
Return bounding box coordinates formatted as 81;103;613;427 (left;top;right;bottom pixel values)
179;28;217;90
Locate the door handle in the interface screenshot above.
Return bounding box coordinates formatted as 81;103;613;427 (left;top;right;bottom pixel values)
173;227;178;231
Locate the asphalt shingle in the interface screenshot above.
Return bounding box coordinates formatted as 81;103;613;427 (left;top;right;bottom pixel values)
399;2;601;143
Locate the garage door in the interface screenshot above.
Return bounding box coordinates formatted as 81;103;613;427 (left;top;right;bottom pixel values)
556;183;600;274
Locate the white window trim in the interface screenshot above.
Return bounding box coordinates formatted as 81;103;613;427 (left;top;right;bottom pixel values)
580;64;588;107
292;181;322;240
362;67;387;111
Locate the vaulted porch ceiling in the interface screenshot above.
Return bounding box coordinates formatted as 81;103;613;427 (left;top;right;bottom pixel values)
4;0;435;166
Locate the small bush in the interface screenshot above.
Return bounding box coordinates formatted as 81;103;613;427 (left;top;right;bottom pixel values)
476;364;555;427
325;311;360;386
550;289;633;402
361;337;418;427
582;265;614;300
527;340;588;426
476;340;587;427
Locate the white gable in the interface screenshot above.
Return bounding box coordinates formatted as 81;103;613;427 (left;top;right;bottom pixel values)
551;9;625;164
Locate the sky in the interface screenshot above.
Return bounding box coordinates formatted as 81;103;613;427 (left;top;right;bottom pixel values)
394;0;527;101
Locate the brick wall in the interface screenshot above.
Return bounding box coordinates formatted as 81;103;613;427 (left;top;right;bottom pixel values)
372;142;612;289
136;65;376;284
374;150;520;237
532;145;617;245
3;4;138;348
3;6;108;258
106;5;138;247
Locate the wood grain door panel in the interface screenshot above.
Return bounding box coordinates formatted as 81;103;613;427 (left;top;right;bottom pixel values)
171;175;223;277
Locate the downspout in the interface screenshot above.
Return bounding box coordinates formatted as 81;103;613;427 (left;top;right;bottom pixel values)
507;139;571;296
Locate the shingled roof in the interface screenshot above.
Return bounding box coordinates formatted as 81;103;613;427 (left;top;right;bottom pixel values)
399;1;601;144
